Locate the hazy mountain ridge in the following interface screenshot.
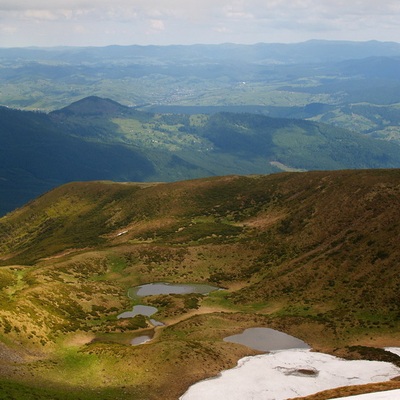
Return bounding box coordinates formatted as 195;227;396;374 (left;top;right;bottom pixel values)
2;40;400;65
0;169;399;399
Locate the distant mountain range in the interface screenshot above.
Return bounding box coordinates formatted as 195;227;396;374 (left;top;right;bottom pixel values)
2;95;400;215
1;40;400;65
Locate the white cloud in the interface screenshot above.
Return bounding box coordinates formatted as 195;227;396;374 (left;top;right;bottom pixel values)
0;0;400;46
149;19;165;31
23;9;61;21
214;26;231;34
0;24;17;34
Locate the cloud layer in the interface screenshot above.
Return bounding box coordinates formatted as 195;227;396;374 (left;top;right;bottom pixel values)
1;0;399;46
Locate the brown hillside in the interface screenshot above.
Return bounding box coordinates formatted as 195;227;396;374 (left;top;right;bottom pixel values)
0;170;399;399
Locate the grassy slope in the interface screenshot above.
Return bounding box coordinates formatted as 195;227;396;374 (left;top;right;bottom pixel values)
0;170;400;398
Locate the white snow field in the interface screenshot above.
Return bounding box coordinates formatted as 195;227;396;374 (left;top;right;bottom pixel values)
180;349;400;400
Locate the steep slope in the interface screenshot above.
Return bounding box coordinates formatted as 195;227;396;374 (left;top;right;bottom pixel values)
0;105;155;214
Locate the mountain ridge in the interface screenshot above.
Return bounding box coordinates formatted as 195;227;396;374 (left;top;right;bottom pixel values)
52;96;131;116
2;96;400;215
2;40;400;64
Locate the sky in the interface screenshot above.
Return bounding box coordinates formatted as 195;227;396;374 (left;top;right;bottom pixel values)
1;0;400;47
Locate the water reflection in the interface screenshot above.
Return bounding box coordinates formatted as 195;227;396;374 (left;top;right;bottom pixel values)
224;328;310;352
131;335;152;345
117;305;158;319
129;282;219;298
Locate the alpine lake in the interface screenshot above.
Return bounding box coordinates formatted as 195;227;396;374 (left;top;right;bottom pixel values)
94;282;309;350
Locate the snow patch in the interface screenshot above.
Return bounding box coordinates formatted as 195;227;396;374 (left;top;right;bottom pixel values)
180;349;400;400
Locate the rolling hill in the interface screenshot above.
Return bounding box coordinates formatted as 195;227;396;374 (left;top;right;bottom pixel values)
2;96;400;216
1;41;400;145
0;169;399;399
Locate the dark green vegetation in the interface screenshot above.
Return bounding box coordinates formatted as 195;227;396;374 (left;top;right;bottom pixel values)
0;170;399;399
0;103;154;215
2;96;400;215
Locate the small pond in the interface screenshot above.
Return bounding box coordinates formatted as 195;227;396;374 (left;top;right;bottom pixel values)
117;282;220;344
224;328;310;352
131;335;152;346
128;282;220;298
149;318;164;326
117;305;158;319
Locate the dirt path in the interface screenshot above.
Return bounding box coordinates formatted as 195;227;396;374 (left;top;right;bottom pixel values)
152;305;235;341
